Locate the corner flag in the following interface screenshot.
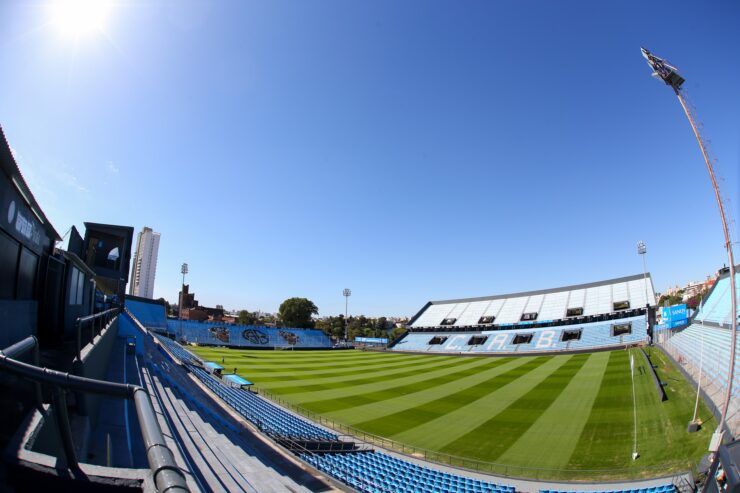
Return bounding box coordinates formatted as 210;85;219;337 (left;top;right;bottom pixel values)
630;351;639;460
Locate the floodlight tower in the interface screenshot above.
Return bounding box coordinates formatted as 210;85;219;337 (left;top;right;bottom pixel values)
637;241;651;342
641;48;737;453
637;241;649;303
343;288;351;341
179;262;188;342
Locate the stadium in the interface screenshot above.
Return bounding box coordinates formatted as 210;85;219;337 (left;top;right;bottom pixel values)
1;105;738;491
1;4;739;493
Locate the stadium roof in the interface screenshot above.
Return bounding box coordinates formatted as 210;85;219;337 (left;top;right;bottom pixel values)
0;126;61;242
224;374;253;386
409;273;656;328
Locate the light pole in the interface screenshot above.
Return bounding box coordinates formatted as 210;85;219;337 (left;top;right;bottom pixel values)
642;48;737;457
179;263;188;342
343;288;351;342
637;241;651;342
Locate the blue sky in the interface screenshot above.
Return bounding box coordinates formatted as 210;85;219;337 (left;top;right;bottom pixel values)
1;0;738;317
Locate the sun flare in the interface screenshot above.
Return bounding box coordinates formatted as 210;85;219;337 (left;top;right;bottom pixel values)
49;0;112;38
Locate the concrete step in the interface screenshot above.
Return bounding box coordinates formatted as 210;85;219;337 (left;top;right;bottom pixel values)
139;366;202;493
165;384;255;492
151;372;234;491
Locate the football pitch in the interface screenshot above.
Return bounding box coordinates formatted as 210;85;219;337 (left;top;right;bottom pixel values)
188;345;713;480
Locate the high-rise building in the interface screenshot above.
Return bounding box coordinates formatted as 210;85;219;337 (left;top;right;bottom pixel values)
129;226;160;299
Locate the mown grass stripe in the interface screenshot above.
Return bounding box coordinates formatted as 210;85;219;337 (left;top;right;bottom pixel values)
565;350;633;470
252;355;464;383
192;346;426;367
328;357;532;424
301;356;515;415
267;355;480;394
286;355;502;404
224;354;433;373
392;355;568;450
635;347;714;463
437;354;589;460
244;353;455;378
195;348;388;361
353;356;552;438
497;352;609;469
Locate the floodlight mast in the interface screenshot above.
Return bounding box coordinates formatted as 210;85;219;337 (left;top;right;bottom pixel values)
637;241;651;341
343;288;351;342
180;263;188;342
641;47;737;450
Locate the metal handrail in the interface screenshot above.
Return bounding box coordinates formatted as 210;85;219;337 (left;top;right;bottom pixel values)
0;336;43;408
76;307;120;361
0;336;189;493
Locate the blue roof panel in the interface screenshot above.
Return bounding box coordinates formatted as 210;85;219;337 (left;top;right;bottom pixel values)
224;374;253;386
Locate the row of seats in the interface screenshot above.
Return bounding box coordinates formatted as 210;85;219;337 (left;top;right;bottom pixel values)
394;316;647;354
164;320;334;349
663;324;740;396
692;275;740;327
153;333;203;365
301;451;514;493
189;365;338;441
540;485;676;493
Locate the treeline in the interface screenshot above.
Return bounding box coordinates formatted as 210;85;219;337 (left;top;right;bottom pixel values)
314;315;406;343
657;287;709;310
236;297;407;343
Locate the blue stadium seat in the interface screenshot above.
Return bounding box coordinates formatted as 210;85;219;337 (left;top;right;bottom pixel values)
164;320;333;349
692;276;740;327
664;324;740;395
539;486;676;493
302;451;516;493
125;298;167;329
393;316;647;354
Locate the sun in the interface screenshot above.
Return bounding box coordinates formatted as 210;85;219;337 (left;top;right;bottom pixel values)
49;0;112;39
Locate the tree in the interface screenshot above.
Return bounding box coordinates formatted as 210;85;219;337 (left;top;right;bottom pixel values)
157;298;172;316
686;288;709;310
375;317;388;332
658;292;683;307
278;297;319;328
388;327;407;343
238;310;258;325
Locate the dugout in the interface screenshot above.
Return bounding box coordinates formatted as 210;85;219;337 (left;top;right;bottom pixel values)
204;361;224;377
224;373;253;390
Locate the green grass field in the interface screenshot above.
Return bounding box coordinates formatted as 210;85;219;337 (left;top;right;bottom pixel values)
188;345;714;480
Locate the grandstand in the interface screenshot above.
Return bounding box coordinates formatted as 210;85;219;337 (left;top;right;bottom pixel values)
164;319;333;349
659;268;740;436
394;274;655;354
395;315;647;353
